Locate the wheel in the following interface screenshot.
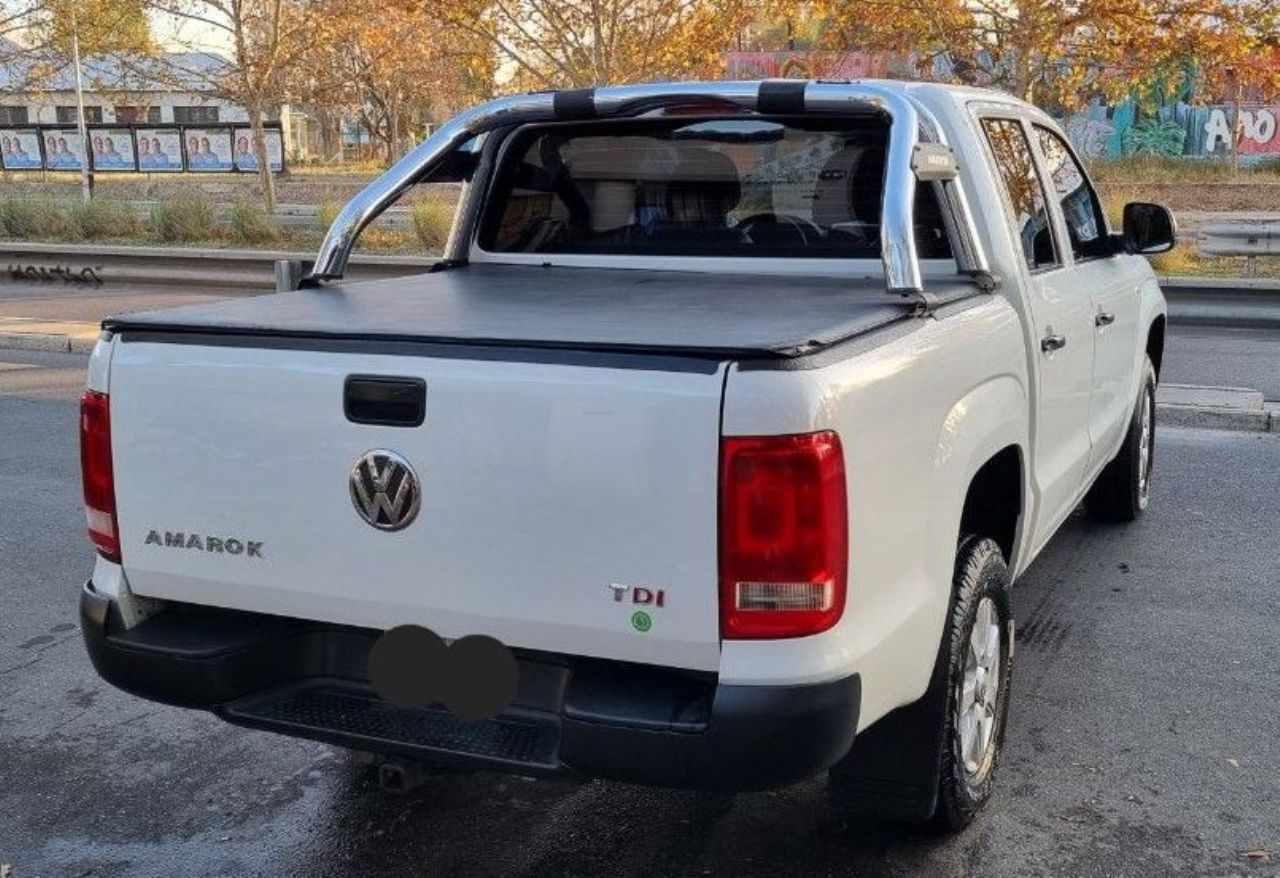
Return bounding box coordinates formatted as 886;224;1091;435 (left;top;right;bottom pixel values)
1085;355;1157;522
929;537;1014;833
827;537;1013;834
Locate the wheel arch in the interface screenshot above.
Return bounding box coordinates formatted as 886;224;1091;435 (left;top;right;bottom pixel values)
958;445;1024;568
933;374;1029;575
1146;314;1166;379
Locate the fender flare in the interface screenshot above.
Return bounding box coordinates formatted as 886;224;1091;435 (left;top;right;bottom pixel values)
932;374;1030;563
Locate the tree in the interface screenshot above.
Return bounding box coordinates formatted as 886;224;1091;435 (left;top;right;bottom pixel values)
2;0;152;200
807;0;1280;110
151;0;313;210
1;0;151;84
44;0;150;54
300;0;491;162
428;0;758;90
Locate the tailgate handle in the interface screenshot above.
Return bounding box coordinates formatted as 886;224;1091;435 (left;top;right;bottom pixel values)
344;375;426;427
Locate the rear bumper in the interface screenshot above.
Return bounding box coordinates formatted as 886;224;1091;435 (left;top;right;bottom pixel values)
81;581;860;790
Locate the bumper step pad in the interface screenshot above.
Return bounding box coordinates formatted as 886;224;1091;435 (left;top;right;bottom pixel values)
222;684;558;769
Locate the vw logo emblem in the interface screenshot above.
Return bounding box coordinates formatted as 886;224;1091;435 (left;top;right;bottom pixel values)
349;449;421;531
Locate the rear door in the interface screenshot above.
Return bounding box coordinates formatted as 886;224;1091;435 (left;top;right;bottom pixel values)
1031;123;1144;469
979;116;1096;548
108;340;727;672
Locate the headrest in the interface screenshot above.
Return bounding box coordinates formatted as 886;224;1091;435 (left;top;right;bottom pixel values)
666;146;742;222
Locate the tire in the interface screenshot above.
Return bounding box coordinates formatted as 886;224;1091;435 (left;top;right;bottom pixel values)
1085;355;1157;523
927;537;1014;833
827;537;1013;834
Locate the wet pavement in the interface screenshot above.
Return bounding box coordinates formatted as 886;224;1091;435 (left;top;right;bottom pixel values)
1;348;1278;877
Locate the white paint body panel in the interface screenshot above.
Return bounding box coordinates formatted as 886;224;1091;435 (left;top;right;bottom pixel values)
93;83;1168;734
720;298;1029;727
108;343;727;671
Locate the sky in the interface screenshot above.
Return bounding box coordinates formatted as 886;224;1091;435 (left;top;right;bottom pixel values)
150;9;231;56
1;5;233;56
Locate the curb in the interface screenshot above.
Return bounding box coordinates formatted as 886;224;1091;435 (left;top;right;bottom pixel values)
1157;403;1273;432
1156;383;1275;433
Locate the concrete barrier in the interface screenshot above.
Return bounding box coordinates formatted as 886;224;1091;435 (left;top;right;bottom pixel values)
1;242;436;289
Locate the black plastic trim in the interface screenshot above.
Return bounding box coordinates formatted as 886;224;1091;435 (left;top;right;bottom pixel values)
343;375;427;427
553;88;597;120
114;330;726;374
758;80;807;115
80;584;860;790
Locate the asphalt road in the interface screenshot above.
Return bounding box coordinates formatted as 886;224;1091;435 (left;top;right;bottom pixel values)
1160;326;1280;400
0;279;248;323
2;348;1279;878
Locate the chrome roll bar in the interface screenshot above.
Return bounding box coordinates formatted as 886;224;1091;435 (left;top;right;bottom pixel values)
309;80;991;294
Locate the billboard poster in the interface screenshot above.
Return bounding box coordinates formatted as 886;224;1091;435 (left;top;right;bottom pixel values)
0;129;42;170
136;128;183;171
42;130;85;170
89;128;136;171
232;127;284;172
184;128;233;171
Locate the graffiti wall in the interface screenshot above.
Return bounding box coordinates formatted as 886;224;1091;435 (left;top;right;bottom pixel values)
723;50;1279;163
1060;100;1280;161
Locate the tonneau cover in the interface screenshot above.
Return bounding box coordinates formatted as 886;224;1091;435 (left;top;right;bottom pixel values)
103;263;976;358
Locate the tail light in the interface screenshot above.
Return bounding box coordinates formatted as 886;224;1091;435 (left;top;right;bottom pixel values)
80;390;121;563
720;431;847;639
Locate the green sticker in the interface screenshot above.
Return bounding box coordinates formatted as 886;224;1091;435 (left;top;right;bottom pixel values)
630;611;652;633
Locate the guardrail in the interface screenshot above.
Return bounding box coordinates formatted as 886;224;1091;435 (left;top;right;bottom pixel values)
2;242;1277;329
1159;276;1280;329
1196;223;1280;278
1;242;435;289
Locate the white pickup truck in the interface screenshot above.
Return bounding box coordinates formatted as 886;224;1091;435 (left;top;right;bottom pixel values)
79;80;1173;832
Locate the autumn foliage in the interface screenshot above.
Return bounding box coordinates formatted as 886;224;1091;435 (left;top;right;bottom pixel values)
6;0;1280;179
804;0;1280;108
424;0;757;89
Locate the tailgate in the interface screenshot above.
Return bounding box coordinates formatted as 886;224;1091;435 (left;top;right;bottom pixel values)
108;340;726;671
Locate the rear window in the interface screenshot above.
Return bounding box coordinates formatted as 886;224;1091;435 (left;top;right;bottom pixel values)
478;118;952;259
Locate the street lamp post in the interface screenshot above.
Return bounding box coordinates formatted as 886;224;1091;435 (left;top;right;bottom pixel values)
69;6;93;203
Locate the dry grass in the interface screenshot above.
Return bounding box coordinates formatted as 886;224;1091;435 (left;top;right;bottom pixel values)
69;199;142;240
410;197;454;252
1136;241;1280;278
0;198;74;239
291;159;389;176
150;192;217;243
316;199;342;230
1088;155;1280;185
1146;243;1200;275
354;225;411;252
228;201;282;245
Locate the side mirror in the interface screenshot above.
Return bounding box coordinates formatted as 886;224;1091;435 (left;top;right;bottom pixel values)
1122;202;1177;254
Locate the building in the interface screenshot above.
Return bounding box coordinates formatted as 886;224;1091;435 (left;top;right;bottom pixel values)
1;45;244;125
0;42;313;159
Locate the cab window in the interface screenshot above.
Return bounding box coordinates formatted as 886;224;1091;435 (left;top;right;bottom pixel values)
981;118;1059;272
478;117;952;259
1034;125;1112;261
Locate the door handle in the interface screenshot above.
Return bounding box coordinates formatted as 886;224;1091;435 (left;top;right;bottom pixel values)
344;375;426;427
1041;333;1067;353
1095;311;1116;327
